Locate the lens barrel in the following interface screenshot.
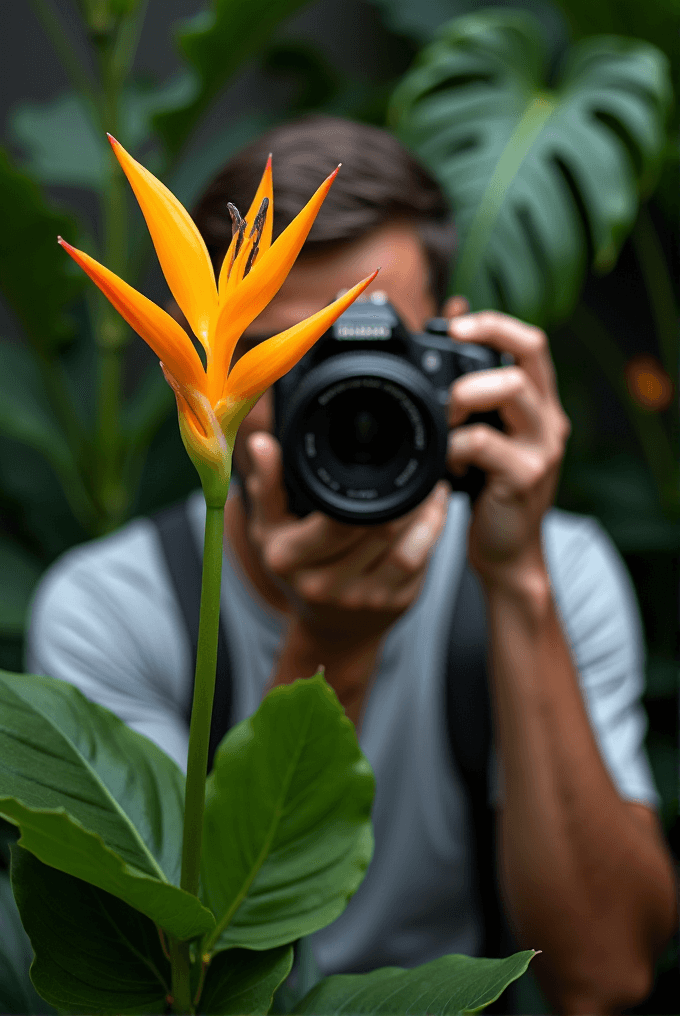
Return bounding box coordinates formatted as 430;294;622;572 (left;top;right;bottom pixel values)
278;352;448;524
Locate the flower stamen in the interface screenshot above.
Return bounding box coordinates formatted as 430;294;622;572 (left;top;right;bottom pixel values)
243;196;270;279
226;203;247;276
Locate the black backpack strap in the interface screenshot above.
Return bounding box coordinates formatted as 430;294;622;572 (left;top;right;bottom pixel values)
150;500;233;773
445;562;518;1013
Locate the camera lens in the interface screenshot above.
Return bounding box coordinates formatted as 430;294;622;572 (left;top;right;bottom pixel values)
328;389;407;467
277;352;448;524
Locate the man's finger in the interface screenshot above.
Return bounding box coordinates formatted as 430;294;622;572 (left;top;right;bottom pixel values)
448;311;558;400
447;425;551;497
246;432;292;526
448;366;544;440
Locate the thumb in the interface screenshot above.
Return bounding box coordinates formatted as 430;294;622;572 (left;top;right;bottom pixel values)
442;294;470;319
247;431;290;524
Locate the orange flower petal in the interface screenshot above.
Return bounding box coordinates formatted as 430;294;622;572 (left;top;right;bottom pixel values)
244;154;273;256
108;135;217;348
58;238;205;392
223;269;379;404
211;166;340;394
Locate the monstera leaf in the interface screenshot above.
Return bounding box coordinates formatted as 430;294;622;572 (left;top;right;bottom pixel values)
389;10;672;326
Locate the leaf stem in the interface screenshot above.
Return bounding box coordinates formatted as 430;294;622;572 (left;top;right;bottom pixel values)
28;0;101;117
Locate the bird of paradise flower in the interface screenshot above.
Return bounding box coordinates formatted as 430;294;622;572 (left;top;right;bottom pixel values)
59;135;377;504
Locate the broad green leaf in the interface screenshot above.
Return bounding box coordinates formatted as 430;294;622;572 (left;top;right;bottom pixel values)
389;11;672;326
0;148;83;352
153;0;312;157
10;80;197;191
11;845;169;1015
0;868;54;1015
0;537;42;637
0;340;75;479
11;94;109;190
550;0;680;88
0;671;214;941
370;0;569;51
291;950;537;1015
200;674;375;952
198;946;294;1014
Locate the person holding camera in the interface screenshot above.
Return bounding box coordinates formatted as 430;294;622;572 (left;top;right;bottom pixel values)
26;116;677;1014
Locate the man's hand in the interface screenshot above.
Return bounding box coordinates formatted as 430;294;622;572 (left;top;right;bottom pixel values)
446;310;571;581
244;432;450;645
244;432;450;723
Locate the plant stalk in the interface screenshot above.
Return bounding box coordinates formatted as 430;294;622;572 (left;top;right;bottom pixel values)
28;0;101;117
170;501;227;1008
169;937;194;1014
180;503;225;896
92;11;140;530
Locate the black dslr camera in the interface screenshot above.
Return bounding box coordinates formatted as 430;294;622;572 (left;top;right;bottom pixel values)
273;293;507;525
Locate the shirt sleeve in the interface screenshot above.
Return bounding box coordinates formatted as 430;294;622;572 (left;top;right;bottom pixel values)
24;518;192;773
490;509;660;810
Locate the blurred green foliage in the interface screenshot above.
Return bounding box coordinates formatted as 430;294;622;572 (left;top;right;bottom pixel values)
0;0;677;1011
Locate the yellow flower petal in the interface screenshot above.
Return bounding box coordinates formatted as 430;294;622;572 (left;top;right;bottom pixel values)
223;269;379;404
58;237;206;392
210;166;340;398
108;134;217;348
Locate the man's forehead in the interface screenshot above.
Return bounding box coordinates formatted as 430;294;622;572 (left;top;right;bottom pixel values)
243;221;435;337
243;295;333;338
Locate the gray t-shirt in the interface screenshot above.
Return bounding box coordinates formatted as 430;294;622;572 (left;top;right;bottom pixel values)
25;490;659;975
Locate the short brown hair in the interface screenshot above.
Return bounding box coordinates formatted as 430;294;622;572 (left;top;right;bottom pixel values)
192;114;456;309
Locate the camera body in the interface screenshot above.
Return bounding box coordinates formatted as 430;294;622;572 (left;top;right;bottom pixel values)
273;292;506;525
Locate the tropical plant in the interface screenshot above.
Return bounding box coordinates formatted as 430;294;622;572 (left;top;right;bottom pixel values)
0;88;536;1014
388;9;672;329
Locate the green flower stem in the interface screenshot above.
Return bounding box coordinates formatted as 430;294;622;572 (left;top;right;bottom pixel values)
169;937;194;1014
180;502;226;896
170;500;227;1009
93;16;135;531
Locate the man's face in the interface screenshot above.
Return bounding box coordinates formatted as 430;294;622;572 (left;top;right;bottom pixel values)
232;220;438;483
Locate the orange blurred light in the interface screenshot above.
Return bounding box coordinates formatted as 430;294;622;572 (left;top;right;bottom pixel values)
625;355;674;411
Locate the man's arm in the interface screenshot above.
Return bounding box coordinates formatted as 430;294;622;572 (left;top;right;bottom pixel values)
484;553;677;1013
230;431;450;727
446;310;678;1013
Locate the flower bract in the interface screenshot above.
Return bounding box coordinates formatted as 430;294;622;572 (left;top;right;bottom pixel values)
59;136;378;505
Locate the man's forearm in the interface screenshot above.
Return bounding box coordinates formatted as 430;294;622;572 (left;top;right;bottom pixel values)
270;619;382;727
482;554;678;1014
